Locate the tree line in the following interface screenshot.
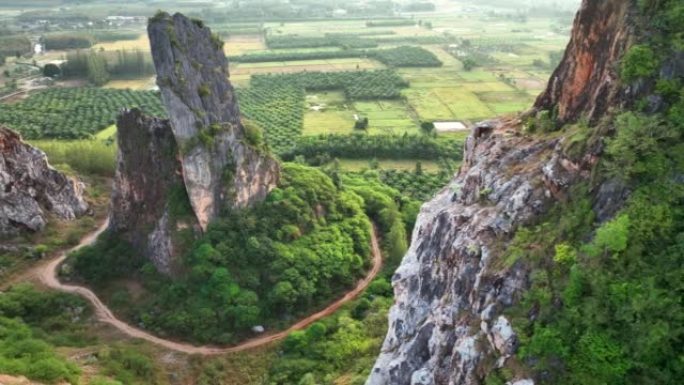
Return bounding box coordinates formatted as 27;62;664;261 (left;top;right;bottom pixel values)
60;49;155;86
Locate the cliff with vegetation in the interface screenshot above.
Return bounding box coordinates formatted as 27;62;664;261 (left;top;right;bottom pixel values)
369;0;684;384
109;109;195;275
148;12;279;230
109;13;279;274
0;126;88;236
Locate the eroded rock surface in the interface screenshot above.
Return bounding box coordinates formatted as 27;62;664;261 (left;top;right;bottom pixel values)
110;13;279;275
534;0;634;124
0;126;88;236
367;119;587;385
367;1;640;384
109;109;197;275
148;12;279;230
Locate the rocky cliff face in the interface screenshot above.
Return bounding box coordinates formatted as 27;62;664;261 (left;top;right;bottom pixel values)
109;109;195;275
367;119;588;385
534;0;634;124
367;1;636;384
148;12;279;230
109;13;279;275
0;126;88;236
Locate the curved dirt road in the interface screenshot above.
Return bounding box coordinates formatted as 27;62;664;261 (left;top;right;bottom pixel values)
36;221;383;355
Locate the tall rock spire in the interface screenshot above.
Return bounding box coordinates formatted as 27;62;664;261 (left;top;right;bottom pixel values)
148;12;279;231
109;13;280;275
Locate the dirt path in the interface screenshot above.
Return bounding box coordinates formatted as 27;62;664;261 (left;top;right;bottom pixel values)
34;221;383;355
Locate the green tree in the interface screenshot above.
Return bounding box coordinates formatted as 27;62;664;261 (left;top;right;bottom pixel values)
42;63;61;77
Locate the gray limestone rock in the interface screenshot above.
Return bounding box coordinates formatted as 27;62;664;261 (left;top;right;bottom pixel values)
0;126;88;236
367;119;570;385
148;12;279;231
109;13;281;275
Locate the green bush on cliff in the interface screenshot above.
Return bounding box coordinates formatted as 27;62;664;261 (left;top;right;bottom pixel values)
621;44;660;82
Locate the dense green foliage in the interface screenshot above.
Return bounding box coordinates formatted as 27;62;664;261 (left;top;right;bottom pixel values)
108;50;156;78
265;172;415;384
264;33;448;50
70;164;380;343
620;44;659;82
251;70;409;100
232;49;364;63
503;2;684;384
283;133;464;161
0;284;162;385
0;284;89;384
378;168;452;201
372;35;448;45
62;49;155;84
0;88;164;139
96;344;162;385
90;31;141;42
268;295;391;385
43;33;94;50
216;24;264;37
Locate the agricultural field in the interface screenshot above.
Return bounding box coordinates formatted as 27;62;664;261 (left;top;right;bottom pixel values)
337;159;441;172
231;46;441;68
378;168;453;201
353;100;420;135
0;88;164;139
237;83;305;152
302;93;419;136
0;3;573;175
230;58;382;85
0;4;570;147
2;9;569;170
223;35;267;55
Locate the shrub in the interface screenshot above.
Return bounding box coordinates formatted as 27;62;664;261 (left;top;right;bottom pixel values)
621;44;659;82
354;117;369;130
42;63;61;78
197;84;211;98
242;120;264;148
